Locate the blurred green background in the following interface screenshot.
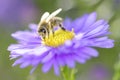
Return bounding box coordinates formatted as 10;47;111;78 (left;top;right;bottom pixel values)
0;0;120;80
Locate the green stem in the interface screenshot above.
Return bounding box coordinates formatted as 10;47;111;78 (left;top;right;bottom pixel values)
61;67;76;80
113;58;120;80
70;68;75;80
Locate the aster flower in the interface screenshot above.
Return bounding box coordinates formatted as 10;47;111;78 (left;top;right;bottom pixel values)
8;11;114;75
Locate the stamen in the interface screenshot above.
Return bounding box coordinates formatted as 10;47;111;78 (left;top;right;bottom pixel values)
42;29;75;47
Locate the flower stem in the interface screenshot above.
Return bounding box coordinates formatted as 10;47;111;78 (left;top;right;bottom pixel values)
61;67;76;80
113;57;120;80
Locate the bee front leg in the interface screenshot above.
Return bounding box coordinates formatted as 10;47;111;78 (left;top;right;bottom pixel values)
46;28;49;39
59;23;66;30
52;28;55;37
51;26;55;37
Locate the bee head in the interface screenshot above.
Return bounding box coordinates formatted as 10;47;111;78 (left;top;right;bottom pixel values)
38;28;46;39
38;28;46;34
38;23;49;39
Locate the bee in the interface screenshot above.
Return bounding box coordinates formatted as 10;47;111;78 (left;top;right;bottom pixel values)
37;8;65;39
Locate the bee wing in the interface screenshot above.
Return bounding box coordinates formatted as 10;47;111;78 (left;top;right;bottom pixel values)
46;8;62;22
38;12;49;28
40;12;50;22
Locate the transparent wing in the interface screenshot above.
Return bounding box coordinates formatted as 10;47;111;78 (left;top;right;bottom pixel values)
40;12;50;22
38;12;49;28
46;8;62;22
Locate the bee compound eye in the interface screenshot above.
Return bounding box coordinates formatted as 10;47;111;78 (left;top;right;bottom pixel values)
39;29;46;33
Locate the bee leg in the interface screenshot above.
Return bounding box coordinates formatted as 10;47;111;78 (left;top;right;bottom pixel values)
43;36;45;40
59;23;65;30
48;30;50;38
50;26;54;37
46;28;49;39
41;34;45;40
52;29;55;37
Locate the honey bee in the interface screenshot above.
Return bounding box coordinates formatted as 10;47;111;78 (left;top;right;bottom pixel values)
37;8;65;39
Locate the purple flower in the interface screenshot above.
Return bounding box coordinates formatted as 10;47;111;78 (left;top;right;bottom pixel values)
78;64;112;80
0;0;38;26
8;12;114;75
89;64;111;80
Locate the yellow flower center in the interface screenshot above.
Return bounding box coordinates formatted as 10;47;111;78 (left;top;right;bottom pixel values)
42;29;75;47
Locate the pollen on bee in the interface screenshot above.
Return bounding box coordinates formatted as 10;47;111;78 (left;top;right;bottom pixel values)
42;29;75;47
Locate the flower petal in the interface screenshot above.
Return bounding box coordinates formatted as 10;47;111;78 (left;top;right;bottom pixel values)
42;59;53;73
81;47;99;57
53;60;60;75
11;31;40;44
63;18;72;30
84;12;97;28
41;52;55;63
72;14;88;33
73;54;86;64
65;54;75;68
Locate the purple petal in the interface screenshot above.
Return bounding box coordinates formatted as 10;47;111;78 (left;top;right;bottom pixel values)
8;44;23;51
20;61;31;68
85;25;106;37
73;54;86;64
53;60;60;75
31;46;51;56
56;55;65;66
65;54;75;68
11;31;40;43
84;12;97;27
81;47;99;57
92;39;114;48
63;18;72;30
75;50;91;60
29;24;37;31
72;14;88;33
81;12;97;31
42;59;53;73
12;58;24;66
86;20;107;32
41;52;55;63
